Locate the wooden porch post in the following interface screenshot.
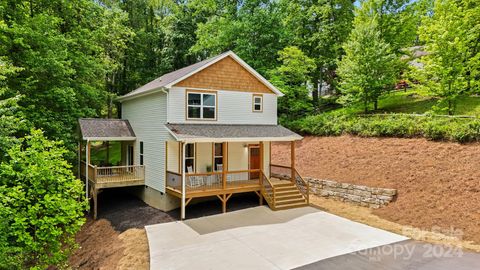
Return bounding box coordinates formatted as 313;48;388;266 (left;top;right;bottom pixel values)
222;142;228;189
260;141;264;174
85;140;90;200
78;141;81;179
181;142;186;220
291;141;295;183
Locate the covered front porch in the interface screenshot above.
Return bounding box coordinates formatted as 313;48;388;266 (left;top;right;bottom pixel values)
164;124;306;219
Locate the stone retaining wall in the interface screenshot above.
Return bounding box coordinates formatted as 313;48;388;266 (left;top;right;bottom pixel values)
305;177;397;208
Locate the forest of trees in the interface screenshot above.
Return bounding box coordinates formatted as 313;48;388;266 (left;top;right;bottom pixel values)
0;0;479;268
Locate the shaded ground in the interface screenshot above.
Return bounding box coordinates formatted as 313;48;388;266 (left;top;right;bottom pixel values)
272;136;480;245
70;188;259;269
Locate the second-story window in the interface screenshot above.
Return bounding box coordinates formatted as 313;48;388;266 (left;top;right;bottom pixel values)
187;91;216;120
253;94;263;112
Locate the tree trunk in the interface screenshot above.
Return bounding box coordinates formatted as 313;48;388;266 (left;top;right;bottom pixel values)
364;96;368;114
374;98;378;111
312;82;319;110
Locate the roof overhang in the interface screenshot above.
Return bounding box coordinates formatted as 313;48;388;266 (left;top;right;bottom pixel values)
165;123;302;143
82;136;137;141
78;118;136;141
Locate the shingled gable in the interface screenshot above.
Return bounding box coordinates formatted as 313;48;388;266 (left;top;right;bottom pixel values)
78;118;136;141
117;51;283;101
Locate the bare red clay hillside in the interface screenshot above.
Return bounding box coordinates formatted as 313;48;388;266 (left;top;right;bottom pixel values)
272;136;480;244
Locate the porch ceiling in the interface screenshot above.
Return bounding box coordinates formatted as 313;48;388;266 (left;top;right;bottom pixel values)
78;118;136;141
164;123;302;142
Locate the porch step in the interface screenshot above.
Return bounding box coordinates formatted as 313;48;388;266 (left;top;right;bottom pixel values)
275;193;304;201
275;197;307;206
274;185;297;192
275;189;300;196
268;180;309;210
275;201;309;210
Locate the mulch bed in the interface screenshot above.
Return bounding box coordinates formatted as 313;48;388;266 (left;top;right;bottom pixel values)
272;136;480;245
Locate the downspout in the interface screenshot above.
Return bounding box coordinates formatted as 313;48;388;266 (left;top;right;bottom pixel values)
85;139;89;200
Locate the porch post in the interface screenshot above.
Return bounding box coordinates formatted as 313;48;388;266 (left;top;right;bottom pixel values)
78;141;81;179
85;140;90;200
259;141;264;174
222;142;228;189
290;141;295;183
181;142;187;220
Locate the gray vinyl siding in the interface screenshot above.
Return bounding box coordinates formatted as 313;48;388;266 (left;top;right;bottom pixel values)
121;92;173;192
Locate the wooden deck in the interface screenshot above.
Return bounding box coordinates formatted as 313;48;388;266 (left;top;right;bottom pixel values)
80;161;145;189
166;179;261;198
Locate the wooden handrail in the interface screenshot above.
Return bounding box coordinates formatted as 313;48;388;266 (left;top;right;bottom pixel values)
166;170;182;176
185;169;260;177
261;170;275;206
270;164;291;169
294;168;310;204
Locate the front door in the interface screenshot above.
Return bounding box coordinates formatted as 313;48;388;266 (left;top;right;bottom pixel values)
249;145;260;179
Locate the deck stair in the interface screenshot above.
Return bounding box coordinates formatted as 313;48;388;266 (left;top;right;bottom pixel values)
270;180;308;210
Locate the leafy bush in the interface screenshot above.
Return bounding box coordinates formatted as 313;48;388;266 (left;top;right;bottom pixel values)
284;113;480;143
0;129;87;269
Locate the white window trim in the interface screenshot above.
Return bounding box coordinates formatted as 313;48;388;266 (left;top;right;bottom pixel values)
187;92;217;120
253;95;263;112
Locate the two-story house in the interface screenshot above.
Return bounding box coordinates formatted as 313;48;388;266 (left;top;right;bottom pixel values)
78;51;308;219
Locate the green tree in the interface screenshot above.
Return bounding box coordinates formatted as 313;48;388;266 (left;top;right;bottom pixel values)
337;4;397;113
0;0;130;160
280;0;355;107
418;0;472;114
0;129;87;269
269;46;316;119
191;0;286;74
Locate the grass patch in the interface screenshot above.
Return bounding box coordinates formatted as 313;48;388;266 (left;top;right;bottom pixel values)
334;89;480;116
284;89;480;142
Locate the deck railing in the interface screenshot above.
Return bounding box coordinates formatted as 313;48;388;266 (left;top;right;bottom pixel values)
260;171;275;208
80;161;145;185
166;169;261;193
270;164;309;204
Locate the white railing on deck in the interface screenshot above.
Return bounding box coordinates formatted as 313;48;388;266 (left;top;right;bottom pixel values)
80;161;145;184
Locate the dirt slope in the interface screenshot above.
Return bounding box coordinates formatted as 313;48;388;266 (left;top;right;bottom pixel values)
272;136;480;244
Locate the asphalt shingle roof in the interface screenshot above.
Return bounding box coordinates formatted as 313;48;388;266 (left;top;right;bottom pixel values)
165;124;302;142
79;118;135;140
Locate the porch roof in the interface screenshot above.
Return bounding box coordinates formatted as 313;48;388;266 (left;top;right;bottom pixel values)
78;118;136;141
164;124;302;143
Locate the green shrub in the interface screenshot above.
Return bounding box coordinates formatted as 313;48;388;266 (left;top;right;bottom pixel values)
0;129;87;269
284;113;480;143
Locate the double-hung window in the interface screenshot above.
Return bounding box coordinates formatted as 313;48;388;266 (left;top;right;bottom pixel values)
253;94;263;112
187;92;216;120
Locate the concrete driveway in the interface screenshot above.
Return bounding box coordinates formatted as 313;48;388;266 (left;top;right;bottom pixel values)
146;206;408;270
